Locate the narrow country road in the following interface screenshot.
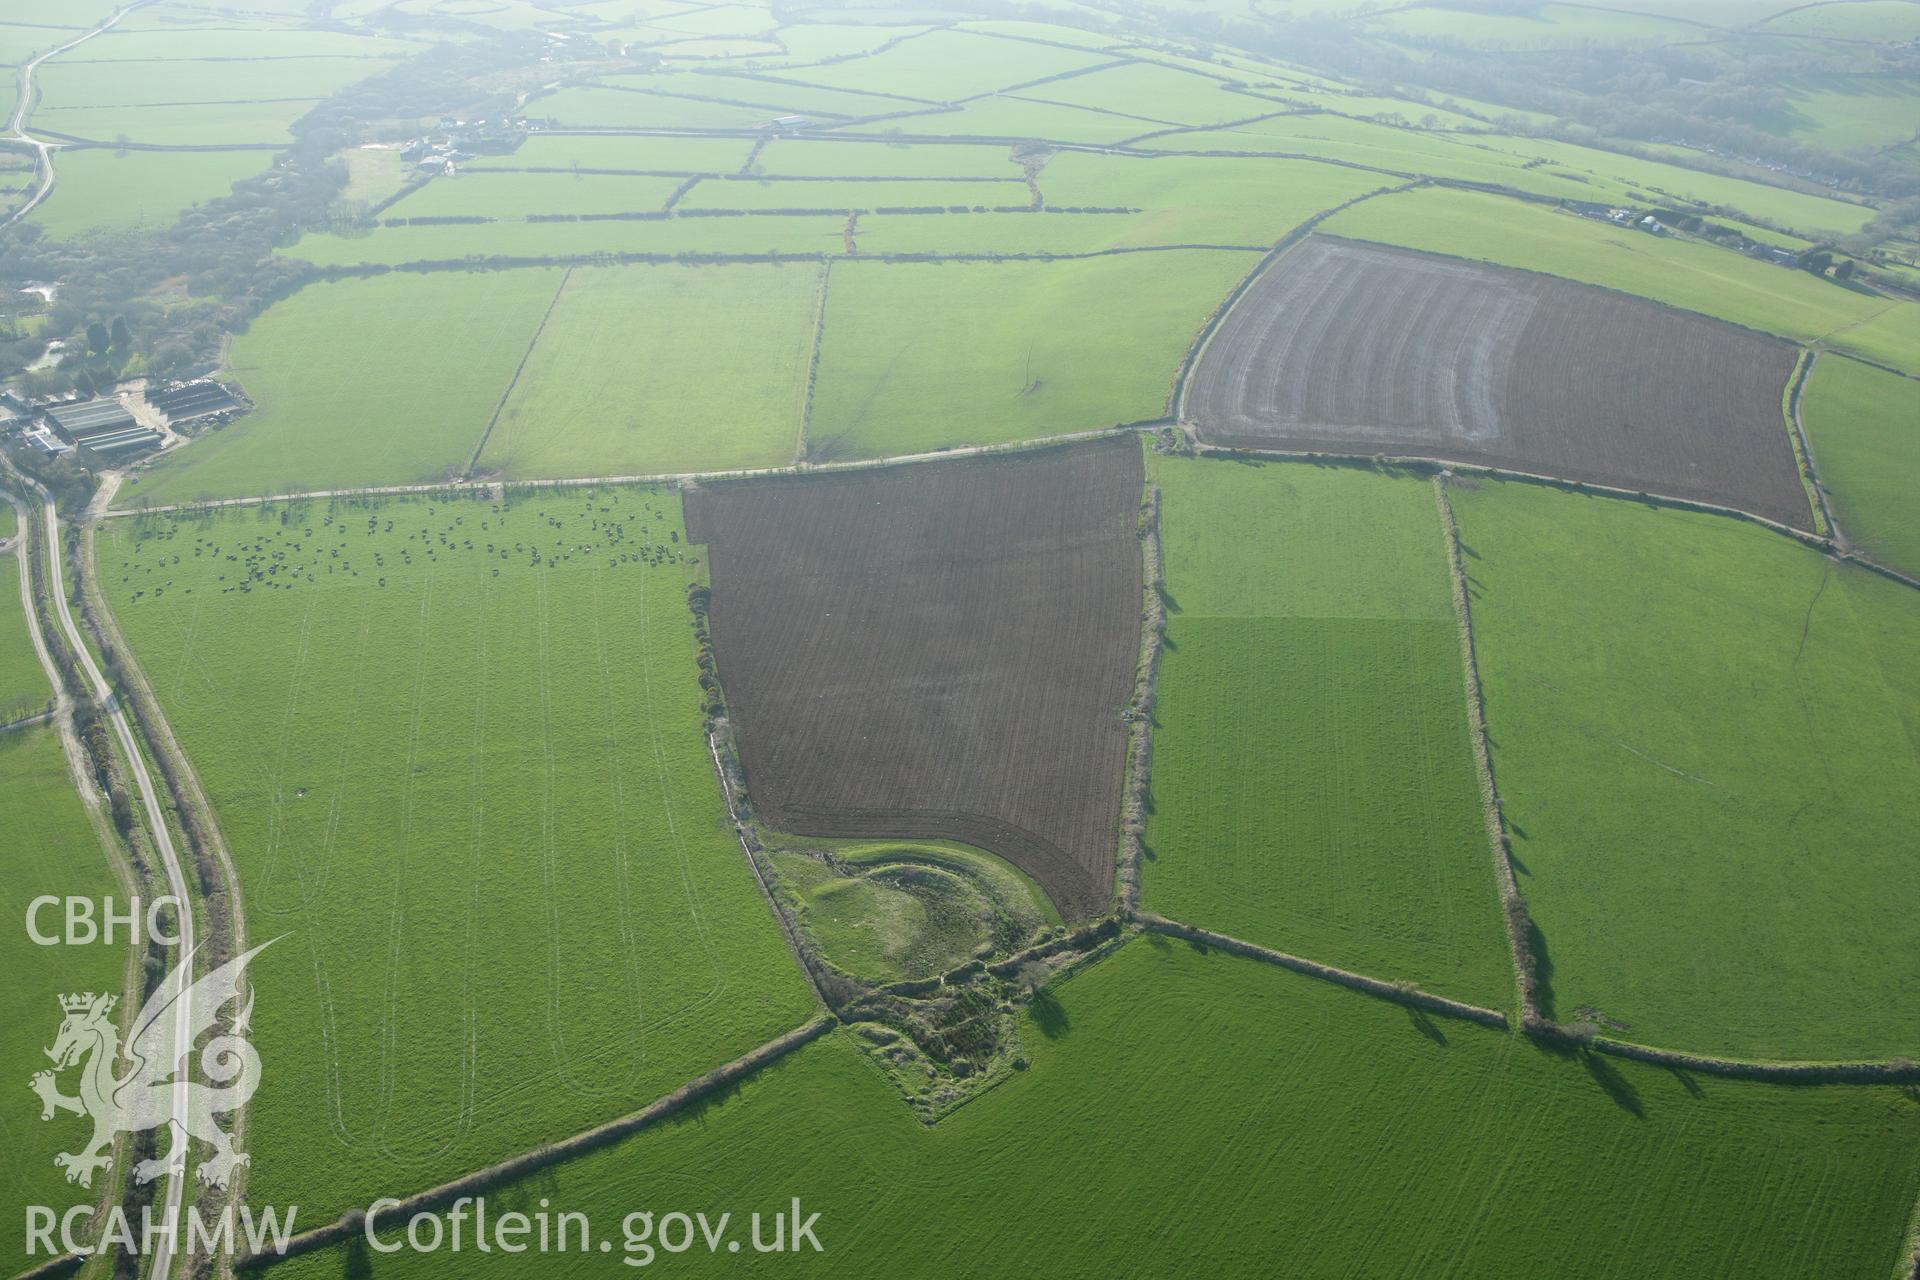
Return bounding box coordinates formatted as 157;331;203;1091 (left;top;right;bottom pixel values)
4;464;198;1280
4;1;153;228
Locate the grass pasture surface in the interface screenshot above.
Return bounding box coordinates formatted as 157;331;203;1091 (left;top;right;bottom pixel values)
98;487;816;1222
775;27;1114;101
478;262;818;479
529;85;775;130
278;213;850;266
28;148;261;238
271;939;1920;1279
466;134;759;173
1452;479;1920;1060
1800;354;1920;575
1763;0;1920;40
0;555;49;715
883;95;1146;145
1322;186;1920;372
753;137;1024;178
1144;458;1510;1007
0;726;125;1270
679;176;1026;211
31;55;396;110
1772;73;1920;152
122;270;563;506
29;100;318;146
1017;59;1264;127
1362;2;1709;48
807;252;1256;457
1032;152;1393;247
385;171;686;219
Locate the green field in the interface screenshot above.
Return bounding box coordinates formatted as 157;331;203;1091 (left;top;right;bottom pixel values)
530;85;773;130
32;55;396;111
1035;152;1391;247
28;148;261;238
806;252;1255;457
1364;3;1708;49
98;487;817;1222
1451;479;1920;1059
1322;187;1920;372
1774;74;1920;152
466;134;758;174
1140;114;1656;202
30;100;321;146
478;262;818;479
1800;354;1920;575
1459;134;1878;234
888;94;1144;144
1764;0;1920;40
123;270;564;505
850;210;1153;255
0;725;124;1269
754;138;1023;178
273;939;1920;1278
603;69;916;120
1143;459;1510;1007
0;556;51;718
1020;60;1260;127
385;172;685;219
776;27;1111;101
280;213;849;267
681;176;1026;211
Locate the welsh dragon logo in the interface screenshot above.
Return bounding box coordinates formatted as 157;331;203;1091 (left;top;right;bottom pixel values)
29;940;276;1191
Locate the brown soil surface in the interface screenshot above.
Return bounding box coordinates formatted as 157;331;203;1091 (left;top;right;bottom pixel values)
685;438;1144;921
1189;236;1809;528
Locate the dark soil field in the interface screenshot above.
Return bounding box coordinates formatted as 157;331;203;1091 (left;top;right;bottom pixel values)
1188;236;1810;527
685;439;1144;921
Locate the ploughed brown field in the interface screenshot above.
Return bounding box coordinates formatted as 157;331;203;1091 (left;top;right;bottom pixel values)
1188;236;1810;528
684;438;1144;921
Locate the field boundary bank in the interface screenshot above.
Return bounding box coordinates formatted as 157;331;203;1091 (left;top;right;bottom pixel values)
796;259;830;462
104;432;1920;592
105;424;1149;517
1168;180;1423;419
283;244;1265;284
104;431;1920;592
1133;914;1510;1029
705;730;831;1011
459;265;573;480
237;1016;837;1271
1433;477;1535;1023
1115;479;1163;914
1136;913;1920;1080
1782;349;1841;544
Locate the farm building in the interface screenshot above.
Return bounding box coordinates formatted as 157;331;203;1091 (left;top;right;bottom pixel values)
148;380;238;423
44;397;162;457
